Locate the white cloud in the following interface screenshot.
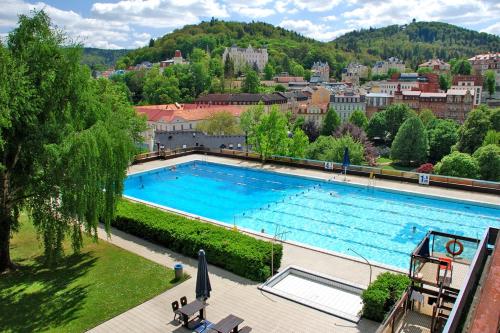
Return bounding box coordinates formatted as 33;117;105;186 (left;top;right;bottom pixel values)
290;0;341;12
342;0;500;30
322;15;338;22
482;21;500;35
279;19;350;41
226;0;275;18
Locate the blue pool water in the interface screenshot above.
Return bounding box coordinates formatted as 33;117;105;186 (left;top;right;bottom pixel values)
124;161;500;269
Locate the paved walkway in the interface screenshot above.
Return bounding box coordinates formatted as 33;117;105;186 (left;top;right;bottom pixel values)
88;226;380;333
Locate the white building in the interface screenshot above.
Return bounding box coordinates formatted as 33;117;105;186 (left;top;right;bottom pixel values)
379;73;421;96
222;45;268;72
341;63;369;85
372;57;406;76
469;53;500;88
329;91;366;123
451;75;483;106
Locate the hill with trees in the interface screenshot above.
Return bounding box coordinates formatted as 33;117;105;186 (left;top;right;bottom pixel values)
333;21;500;68
82;47;129;70
113;20;500;78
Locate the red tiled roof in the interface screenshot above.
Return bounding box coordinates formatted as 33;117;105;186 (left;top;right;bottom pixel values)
452;75;484;86
135;104;247;123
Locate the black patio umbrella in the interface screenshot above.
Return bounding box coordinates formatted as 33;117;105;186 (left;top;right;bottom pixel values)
196;249;212;301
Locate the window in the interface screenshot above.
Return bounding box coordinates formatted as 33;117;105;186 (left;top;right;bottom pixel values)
173;125;176;131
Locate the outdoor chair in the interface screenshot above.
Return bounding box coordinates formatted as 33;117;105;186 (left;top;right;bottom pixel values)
171;301;181;321
238;326;252;333
180;296;188;307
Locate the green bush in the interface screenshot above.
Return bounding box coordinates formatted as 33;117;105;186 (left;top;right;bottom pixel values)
113;200;282;281
361;272;410;322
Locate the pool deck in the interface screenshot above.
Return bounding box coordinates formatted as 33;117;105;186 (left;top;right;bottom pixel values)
87;155;498;332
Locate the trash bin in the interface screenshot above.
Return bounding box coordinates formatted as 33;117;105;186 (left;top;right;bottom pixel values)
174;263;183;280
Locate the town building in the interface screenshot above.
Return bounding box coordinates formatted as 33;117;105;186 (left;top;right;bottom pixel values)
451;75;483;106
366;93;392;118
371;57;406;76
135;103;247;147
155;131;246;151
418;59;451;73
160;50;188;68
468;52;500;88
311;62;330;83
329;91;366;123
393;88;474;123
279;91;310;113
341;63;369;85
222;45;268;72
379;73;439;96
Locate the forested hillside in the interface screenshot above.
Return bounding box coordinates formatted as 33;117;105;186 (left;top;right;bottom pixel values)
333;21;500;68
116;19;352;78
82;48;129;70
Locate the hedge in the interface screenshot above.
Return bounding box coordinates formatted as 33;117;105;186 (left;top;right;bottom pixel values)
112;200;282;282
361;272;411;322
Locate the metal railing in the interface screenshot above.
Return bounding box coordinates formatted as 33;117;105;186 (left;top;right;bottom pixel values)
132;147;500;194
376;287;411;333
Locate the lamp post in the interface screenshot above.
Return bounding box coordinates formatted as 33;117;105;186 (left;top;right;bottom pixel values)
348;248;372;284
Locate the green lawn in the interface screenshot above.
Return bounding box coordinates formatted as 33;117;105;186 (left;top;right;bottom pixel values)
0;216;186;333
375;157;415;172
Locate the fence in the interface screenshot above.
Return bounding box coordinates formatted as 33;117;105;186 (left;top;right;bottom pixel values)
376;287;411;333
132;147;500;194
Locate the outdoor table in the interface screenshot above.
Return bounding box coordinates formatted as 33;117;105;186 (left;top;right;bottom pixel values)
177;299;207;328
210;314;244;333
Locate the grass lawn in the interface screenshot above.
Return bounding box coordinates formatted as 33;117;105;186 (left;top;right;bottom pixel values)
375;157;415;172
0;216;186;333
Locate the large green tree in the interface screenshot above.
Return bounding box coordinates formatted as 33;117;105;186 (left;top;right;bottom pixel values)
366;112;387;140
384;104;415;140
143;66;181;104
427;119;459;162
456;106;492;154
391;116;428;166
241;69;260;93
306;135;365;165
435;152;480;179
348;110;368;129
288;128;309;158
197;111;241;135
451;59;472;75
0;11;145;271
485;70;496;99
321;107;341;135
473;144;500;181
439;73;451;91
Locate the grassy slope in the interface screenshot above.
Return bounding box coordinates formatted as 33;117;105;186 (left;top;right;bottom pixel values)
0;216;185;333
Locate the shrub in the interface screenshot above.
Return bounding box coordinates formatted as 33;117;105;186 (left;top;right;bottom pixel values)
473;144;500;181
361;272;410;322
113;200;282;281
435;152;480;179
416;163;434;174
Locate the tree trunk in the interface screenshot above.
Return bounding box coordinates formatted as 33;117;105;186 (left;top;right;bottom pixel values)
0;213;14;273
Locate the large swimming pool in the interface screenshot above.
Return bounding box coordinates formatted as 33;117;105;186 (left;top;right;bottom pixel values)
124;161;500;269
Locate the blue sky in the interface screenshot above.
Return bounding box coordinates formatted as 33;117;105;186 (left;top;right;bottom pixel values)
1;0;499;49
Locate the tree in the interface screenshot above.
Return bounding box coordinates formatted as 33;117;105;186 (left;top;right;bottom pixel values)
264;63;275;80
485;70;496;99
435;152;480;179
482;130;499;146
197;111;241;135
334;123;377;164
439;73;451;91
0;11;145;272
366;111;387;140
490;108;500;131
419;109;436;126
288;128;309;158
143;66;181;104
391;117;428;166
249;106;290;160
148;38;155;47
451;59;472;75
456;106;492;154
321;107;341;135
473;144;500;181
241;69;260;93
348;110;368;129
306;135;365;165
302;120;320;142
223;53;234;78
417;67;432;75
274;84;286;92
385;104;415;140
427;119;459;162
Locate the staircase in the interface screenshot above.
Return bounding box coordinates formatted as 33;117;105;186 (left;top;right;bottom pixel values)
431;269;459;333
